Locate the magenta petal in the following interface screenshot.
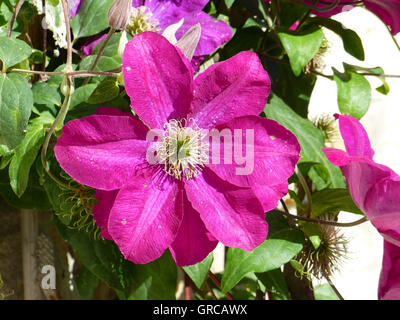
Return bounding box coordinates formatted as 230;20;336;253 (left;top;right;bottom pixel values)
54;115;150;190
207;116;300;188
190;51;271;129
185;168;268;251
253;183;289;213
340;160;392;211
336;114;374;159
364;178;400;245
323;148;352;166
176;11;232;57
93;189;119;240
123;32;194;129
82;34;107;56
145;0;208;29
108;176;183;264
169;193;218;266
364;0;400;35
379;241;400;300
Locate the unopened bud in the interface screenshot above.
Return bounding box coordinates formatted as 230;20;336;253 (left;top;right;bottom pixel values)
108;0;132;30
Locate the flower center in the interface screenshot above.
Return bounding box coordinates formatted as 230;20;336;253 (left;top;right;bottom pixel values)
127;6;160;35
156;119;209;180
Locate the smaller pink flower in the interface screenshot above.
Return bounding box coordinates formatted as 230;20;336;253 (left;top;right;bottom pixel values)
323;114;400;247
379;241;400;300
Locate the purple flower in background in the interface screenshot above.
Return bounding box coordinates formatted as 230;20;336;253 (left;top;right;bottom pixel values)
68;0;82;17
323;114;400;247
379;241;400;300
55;32;300;266
83;0;232;64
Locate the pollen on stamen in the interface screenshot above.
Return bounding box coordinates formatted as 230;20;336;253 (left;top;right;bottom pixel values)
155;118;209;181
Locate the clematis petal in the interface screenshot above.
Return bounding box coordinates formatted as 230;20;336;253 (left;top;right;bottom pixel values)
175;11;232;57
379;241;400;300
81;34;107;56
364;178;400;246
169;193;218;266
185;168;268;251
123;31;194;129
340;160;392;211
335;114;375;160
252;183;289;213
54;114;150;190
323;147;352;167
207;116;300;188
93;189;119;240
108;175;183;264
190;51;271;129
364;0;400;35
145;0;208;29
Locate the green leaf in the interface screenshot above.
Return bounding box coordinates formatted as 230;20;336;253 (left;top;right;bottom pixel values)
309;17;365;61
0;35;32;68
0;167;51;211
71;0;114;39
224;0;236;8
79;55;121;83
55;217;135;293
311;188;364;218
0;73;33;150
222;228;304;293
32;82;62;107
76;266;99;300
183;253;213;290
314;283;340;300
343;63;389;95
86;79;120;104
264;95;344;188
256;269;291;300
126;252;177;300
9;123;46;197
70;84;97;110
333;68;371;120
278;26;324;76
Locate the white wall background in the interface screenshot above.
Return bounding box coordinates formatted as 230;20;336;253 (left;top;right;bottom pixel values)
308;7;400;300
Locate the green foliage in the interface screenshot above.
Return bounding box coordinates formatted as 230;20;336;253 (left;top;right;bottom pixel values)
221;211;305;293
183;253;214;289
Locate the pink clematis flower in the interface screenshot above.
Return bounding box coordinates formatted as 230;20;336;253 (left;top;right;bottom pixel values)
55;31;300;266
323;114;400;246
264;0;400;35
379;241;400;300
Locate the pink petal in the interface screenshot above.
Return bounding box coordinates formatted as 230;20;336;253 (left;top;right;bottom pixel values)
340;160;392;211
176;11;233;57
54;115;150;190
336;114;375;160
81;34;107;56
93;189;119;240
108;175;183;264
190;51;271;129
323;148;352;166
364;0;400;35
169;193;218;266
207;116;300;188
252;183;289;213
185;168;268;251
122;32;193;129
379;241;400;300
364;178;400;245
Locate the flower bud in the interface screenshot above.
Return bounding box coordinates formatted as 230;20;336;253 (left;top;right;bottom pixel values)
108;0;132;30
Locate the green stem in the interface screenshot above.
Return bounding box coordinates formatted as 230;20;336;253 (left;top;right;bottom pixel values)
295;167;312;218
82;28;116;85
40;76;78;192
